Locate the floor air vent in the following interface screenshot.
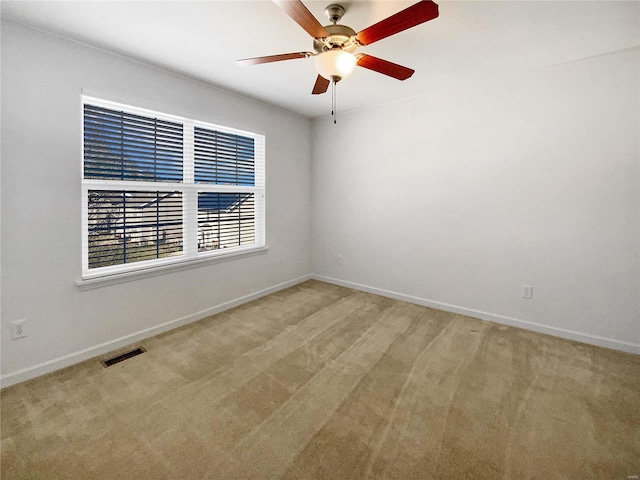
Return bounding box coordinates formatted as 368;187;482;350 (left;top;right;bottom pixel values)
101;347;146;367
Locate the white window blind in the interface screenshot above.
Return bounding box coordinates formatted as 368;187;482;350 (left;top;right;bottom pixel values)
82;96;265;279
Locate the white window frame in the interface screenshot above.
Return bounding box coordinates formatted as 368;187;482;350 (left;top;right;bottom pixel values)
81;95;266;282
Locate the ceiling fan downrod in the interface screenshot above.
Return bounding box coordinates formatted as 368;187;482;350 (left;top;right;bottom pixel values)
324;4;345;24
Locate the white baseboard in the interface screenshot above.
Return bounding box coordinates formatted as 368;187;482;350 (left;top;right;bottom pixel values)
0;275;312;388
3;273;636;388
312;274;640;355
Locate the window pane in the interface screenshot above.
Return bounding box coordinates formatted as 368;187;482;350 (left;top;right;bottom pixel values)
88;190;183;269
84;104;183;182
197;193;255;252
82;97;265;278
194;127;255;185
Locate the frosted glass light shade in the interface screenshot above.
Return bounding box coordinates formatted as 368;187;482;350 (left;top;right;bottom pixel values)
314;50;357;81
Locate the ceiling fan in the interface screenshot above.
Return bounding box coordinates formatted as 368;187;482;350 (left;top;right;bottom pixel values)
237;0;440;96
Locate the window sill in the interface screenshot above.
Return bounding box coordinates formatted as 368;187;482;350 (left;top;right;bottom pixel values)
76;246;268;291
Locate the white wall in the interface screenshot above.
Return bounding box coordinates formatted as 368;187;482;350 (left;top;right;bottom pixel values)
1;21;312;383
312;47;640;353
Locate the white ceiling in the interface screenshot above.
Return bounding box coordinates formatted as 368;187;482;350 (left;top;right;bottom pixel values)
1;1;638;118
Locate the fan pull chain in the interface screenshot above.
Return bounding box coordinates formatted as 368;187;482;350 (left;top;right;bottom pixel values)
332;78;337;124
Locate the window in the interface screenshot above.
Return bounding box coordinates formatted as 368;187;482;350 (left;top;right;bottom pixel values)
82;96;265;279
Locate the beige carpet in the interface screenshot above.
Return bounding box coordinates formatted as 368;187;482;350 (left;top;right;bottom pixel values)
1;280;639;479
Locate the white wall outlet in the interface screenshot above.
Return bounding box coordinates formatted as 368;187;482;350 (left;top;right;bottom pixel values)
12;319;27;339
337;254;343;265
521;285;533;299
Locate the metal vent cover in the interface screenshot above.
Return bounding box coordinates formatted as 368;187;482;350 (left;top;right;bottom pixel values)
101;347;146;367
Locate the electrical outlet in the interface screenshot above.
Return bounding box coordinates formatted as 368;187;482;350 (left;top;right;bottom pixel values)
337;255;343;265
521;285;533;299
12;319;27;339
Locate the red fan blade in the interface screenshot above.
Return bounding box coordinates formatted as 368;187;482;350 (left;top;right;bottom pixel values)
237;52;312;66
272;0;329;38
356;0;439;46
356;54;415;80
312;75;330;95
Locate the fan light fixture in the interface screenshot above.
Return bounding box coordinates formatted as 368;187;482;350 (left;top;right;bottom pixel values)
237;0;441;123
314;50;356;81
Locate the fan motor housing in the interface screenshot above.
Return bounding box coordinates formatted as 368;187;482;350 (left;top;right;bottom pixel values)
313;24;357;53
